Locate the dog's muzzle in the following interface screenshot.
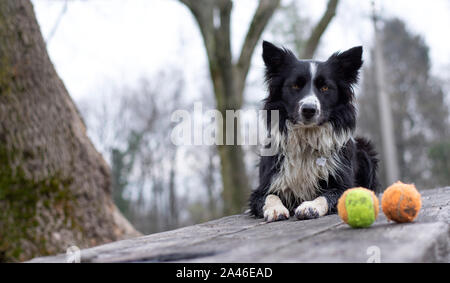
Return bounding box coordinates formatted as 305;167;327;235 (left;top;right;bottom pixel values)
299;95;321;124
301;103;319;120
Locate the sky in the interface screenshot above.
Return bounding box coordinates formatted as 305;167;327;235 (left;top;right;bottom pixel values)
32;0;450;105
29;0;450;211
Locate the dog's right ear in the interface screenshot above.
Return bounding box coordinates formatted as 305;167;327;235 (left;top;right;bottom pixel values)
327;46;363;85
262;41;294;75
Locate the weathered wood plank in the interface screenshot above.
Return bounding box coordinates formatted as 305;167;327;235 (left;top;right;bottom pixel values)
28;188;449;263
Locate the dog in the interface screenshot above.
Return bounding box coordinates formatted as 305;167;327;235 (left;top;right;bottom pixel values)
249;41;379;222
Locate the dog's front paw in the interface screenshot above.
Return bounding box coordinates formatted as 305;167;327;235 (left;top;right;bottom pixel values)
263;195;290;222
264;205;290;222
295;196;328;220
295;204;320;220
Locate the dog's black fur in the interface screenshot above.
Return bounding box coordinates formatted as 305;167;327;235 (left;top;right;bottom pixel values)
249;41;379;220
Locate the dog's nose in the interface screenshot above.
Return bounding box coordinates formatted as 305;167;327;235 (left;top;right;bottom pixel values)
301;104;318;119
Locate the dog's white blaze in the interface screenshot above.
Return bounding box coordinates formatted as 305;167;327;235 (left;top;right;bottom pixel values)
268;121;352;210
309;62;317;79
297;62;321;114
299;94;321;113
295;196;329;217
300;95;319;105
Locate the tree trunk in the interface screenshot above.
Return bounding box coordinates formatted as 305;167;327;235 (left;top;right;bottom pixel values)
168;152;178;228
0;0;138;262
217;144;249;215
180;0;280;215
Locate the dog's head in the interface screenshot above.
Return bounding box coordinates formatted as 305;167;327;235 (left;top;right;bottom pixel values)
262;41;362;132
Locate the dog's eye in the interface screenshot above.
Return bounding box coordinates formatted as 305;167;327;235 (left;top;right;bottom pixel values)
320;86;329;92
292;84;300;90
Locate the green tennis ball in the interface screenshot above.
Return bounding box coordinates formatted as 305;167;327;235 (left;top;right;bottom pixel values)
337;188;379;228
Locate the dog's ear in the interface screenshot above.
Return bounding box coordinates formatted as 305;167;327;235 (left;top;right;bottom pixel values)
327;46;363;84
262;41;295;75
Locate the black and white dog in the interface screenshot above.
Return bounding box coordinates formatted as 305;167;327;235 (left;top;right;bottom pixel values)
249;41;379;222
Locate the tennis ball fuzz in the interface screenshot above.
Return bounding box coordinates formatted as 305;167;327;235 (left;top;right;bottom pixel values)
382;181;421;223
338;188;379;228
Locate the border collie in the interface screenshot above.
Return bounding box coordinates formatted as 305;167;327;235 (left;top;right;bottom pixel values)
249;41;379;222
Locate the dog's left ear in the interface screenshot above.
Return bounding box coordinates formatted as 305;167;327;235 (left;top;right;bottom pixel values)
262;41;296;76
327;46;363;84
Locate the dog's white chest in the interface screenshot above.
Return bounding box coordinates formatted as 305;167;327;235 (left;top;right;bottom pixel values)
269;148;333;204
268;123;350;208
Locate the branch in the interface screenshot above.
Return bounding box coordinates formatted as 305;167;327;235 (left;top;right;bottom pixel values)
46;0;69;44
179;0;216;64
179;0;280;108
213;0;234;102
301;0;339;59
235;0;280;97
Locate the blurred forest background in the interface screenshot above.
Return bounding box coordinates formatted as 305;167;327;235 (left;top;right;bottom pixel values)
1;0;449;261
74;0;450;233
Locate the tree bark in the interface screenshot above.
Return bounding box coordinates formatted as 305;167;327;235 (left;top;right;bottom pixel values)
0;0;138;262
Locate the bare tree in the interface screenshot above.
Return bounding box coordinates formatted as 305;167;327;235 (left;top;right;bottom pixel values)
371;5;400;185
0;0;137;262
358;18;450;189
301;0;339;58
80;72;186;234
179;0;340;214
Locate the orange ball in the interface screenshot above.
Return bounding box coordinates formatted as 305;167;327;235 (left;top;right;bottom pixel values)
381;181;422;223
